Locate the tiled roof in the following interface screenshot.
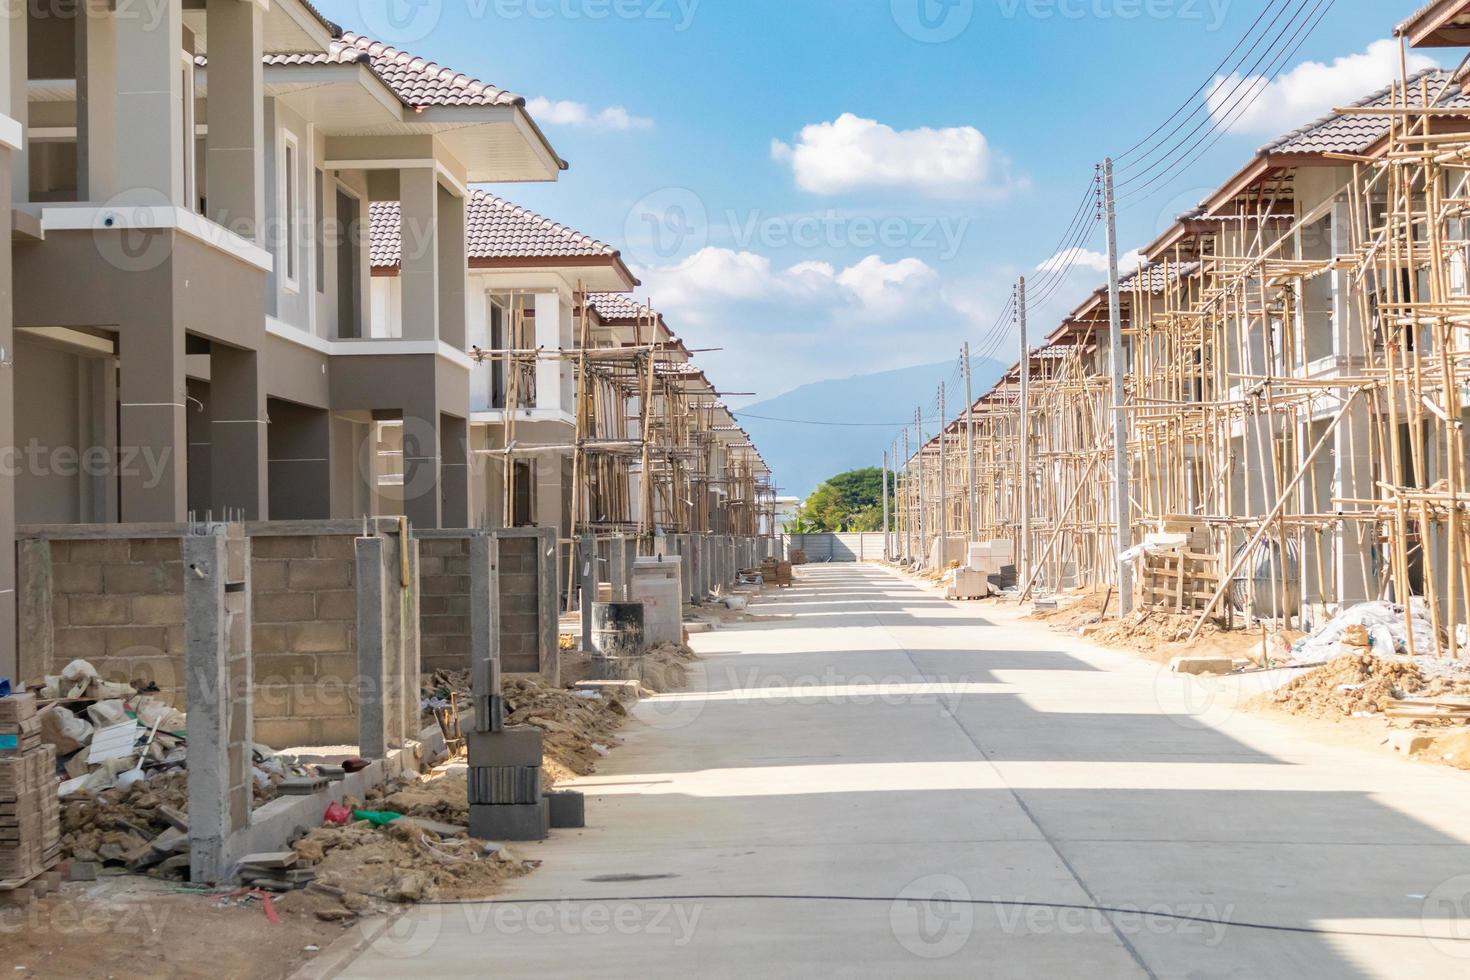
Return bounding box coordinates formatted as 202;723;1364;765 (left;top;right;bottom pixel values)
587;293;659;322
369;192;617;270
1264;69;1470;155
257;32;524;108
466;193;615;259
1121;261;1199;293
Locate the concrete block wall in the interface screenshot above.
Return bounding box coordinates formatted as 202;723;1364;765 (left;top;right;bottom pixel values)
16;527;188;698
248;530;361;748
246;519;416;751
417;534;473;675
494;527;558;684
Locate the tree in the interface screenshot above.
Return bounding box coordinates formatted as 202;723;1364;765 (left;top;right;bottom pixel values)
792;467;895;532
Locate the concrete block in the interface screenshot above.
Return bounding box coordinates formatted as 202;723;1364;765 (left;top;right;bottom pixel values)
466;727;544;768
251;536;317;559
1388;730;1437;755
468;802;548;842
287;559;352;591
52;563;104;594
129;539;183;563
131;594;186;625
253;592;316;624
103;563;183;595
66;539;131;563
314;589;357;622
1169;656;1234;676
66;595;131;626
546;790;585;829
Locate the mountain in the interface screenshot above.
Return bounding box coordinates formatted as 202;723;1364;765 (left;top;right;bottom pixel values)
734;357;1009;499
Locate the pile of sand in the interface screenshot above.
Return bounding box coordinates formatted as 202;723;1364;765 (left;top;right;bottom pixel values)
501;676;632;783
640;641;698;694
1250;654;1470;721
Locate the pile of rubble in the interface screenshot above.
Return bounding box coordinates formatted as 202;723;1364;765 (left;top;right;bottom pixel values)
11;658;340;879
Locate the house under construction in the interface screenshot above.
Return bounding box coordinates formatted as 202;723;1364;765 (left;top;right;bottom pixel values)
897;1;1470;657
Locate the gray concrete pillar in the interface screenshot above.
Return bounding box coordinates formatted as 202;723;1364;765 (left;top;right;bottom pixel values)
209;345;267;519
266;400;330;519
400;400;441;530
120;323;187;521
0;150;13;681
185;525;252;884
436;182;467;349
536;527;560;687
396;533;419;746
114;0;183;205
398;168;438;340
355;535;388;758
468;534;502;732
440;413;470;528
75;0;117;201
205;0;265;239
6;0;28;205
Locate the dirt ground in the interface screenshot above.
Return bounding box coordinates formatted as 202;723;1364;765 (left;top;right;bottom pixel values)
1027;588;1273;666
9;603;721;980
0;874;350;980
1245;653;1470;721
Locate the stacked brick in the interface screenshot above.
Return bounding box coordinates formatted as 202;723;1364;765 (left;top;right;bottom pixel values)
0;694;61;902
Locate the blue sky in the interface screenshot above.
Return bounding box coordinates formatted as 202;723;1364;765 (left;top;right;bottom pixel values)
318;0;1432;401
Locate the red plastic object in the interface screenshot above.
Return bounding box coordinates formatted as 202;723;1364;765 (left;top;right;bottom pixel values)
341;757;370;774
323;801;352;825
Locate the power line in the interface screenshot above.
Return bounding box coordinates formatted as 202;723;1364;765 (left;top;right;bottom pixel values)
1114;0;1297;164
1116;0;1320;190
1120;0;1336;207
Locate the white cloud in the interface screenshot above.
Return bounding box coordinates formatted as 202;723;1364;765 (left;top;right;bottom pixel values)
525;97;653;131
771;113;1018;198
638;247;935;319
1207;40;1436;136
1036;247;1143;276
634;248;975;398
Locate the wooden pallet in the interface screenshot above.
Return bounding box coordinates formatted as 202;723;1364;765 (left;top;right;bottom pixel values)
0;866;62;907
1138;551;1221;614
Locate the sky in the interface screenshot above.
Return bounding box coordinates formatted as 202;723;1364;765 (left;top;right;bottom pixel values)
316;0;1436;406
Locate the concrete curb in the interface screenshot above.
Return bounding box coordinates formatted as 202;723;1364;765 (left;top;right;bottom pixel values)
287;913;399;980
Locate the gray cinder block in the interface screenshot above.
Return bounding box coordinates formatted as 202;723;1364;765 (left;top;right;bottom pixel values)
469;801;549;842
466;726;544;768
546;790;585;829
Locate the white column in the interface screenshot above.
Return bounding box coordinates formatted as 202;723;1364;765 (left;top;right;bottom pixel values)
533;291;562;413
1332;192;1373;605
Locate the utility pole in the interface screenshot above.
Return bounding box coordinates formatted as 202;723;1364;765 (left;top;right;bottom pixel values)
881;449;890;559
963;342;977;542
938;383;947;546
915;406;926;565
1103;158;1132;614
893;426;905;558
1017;277;1030;591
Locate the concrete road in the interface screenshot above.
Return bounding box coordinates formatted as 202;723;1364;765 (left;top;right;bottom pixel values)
341;563;1470;978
